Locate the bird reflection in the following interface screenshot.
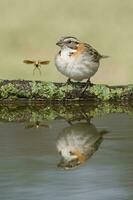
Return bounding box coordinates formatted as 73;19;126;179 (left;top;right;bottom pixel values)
56;119;108;170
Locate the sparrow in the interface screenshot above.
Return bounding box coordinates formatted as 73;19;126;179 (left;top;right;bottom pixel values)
55;36;108;87
23;59;50;75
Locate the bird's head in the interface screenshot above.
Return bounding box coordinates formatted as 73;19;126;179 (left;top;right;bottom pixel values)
58;157;81;170
56;36;80;49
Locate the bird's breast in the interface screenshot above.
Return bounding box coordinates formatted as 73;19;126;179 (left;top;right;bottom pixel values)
55;48;99;81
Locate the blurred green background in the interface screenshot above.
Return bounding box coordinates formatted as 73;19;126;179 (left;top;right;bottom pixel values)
0;0;133;84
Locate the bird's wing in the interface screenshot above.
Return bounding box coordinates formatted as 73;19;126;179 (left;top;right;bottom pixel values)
84;43;102;62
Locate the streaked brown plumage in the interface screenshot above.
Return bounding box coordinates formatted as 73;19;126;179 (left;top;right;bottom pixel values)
55;36;109;90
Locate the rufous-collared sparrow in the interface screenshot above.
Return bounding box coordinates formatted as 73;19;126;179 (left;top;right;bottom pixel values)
55;36;108;86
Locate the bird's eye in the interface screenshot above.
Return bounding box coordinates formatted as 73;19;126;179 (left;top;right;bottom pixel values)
67;40;71;43
70;151;74;155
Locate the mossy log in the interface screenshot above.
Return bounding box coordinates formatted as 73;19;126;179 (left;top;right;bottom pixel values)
0;79;132;102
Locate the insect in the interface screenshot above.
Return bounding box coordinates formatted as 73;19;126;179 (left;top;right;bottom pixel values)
23;59;50;75
25;121;49;129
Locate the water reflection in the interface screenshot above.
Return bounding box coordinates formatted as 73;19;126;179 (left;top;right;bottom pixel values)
56;119;108;170
0;104;133;200
25;120;49;129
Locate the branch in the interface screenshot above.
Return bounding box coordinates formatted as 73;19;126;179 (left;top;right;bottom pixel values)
0;79;132;102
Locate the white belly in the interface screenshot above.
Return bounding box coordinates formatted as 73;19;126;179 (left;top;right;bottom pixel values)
55;50;99;81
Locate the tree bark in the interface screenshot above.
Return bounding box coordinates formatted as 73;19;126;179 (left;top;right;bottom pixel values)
0;79;132;102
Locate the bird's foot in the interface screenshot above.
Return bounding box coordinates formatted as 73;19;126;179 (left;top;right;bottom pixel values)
66;78;73;85
81;79;93;94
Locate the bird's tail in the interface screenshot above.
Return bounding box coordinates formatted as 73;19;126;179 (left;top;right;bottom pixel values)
101;55;110;59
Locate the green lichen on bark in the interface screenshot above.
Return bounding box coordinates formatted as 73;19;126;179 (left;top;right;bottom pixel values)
88;84;133;101
0;80;132;102
0;83;18;99
30;82;57;99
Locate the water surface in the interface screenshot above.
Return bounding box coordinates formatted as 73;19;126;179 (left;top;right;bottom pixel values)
0;105;133;200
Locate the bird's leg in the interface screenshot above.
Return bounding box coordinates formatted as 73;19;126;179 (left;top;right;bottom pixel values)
81;79;93;94
65;78;73;94
66;78;72;85
79;109;92;124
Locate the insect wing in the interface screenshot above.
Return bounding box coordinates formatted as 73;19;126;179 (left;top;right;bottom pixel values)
39;60;50;65
23;60;35;64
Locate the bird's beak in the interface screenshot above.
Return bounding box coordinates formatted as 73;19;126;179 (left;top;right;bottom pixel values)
56;41;63;47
